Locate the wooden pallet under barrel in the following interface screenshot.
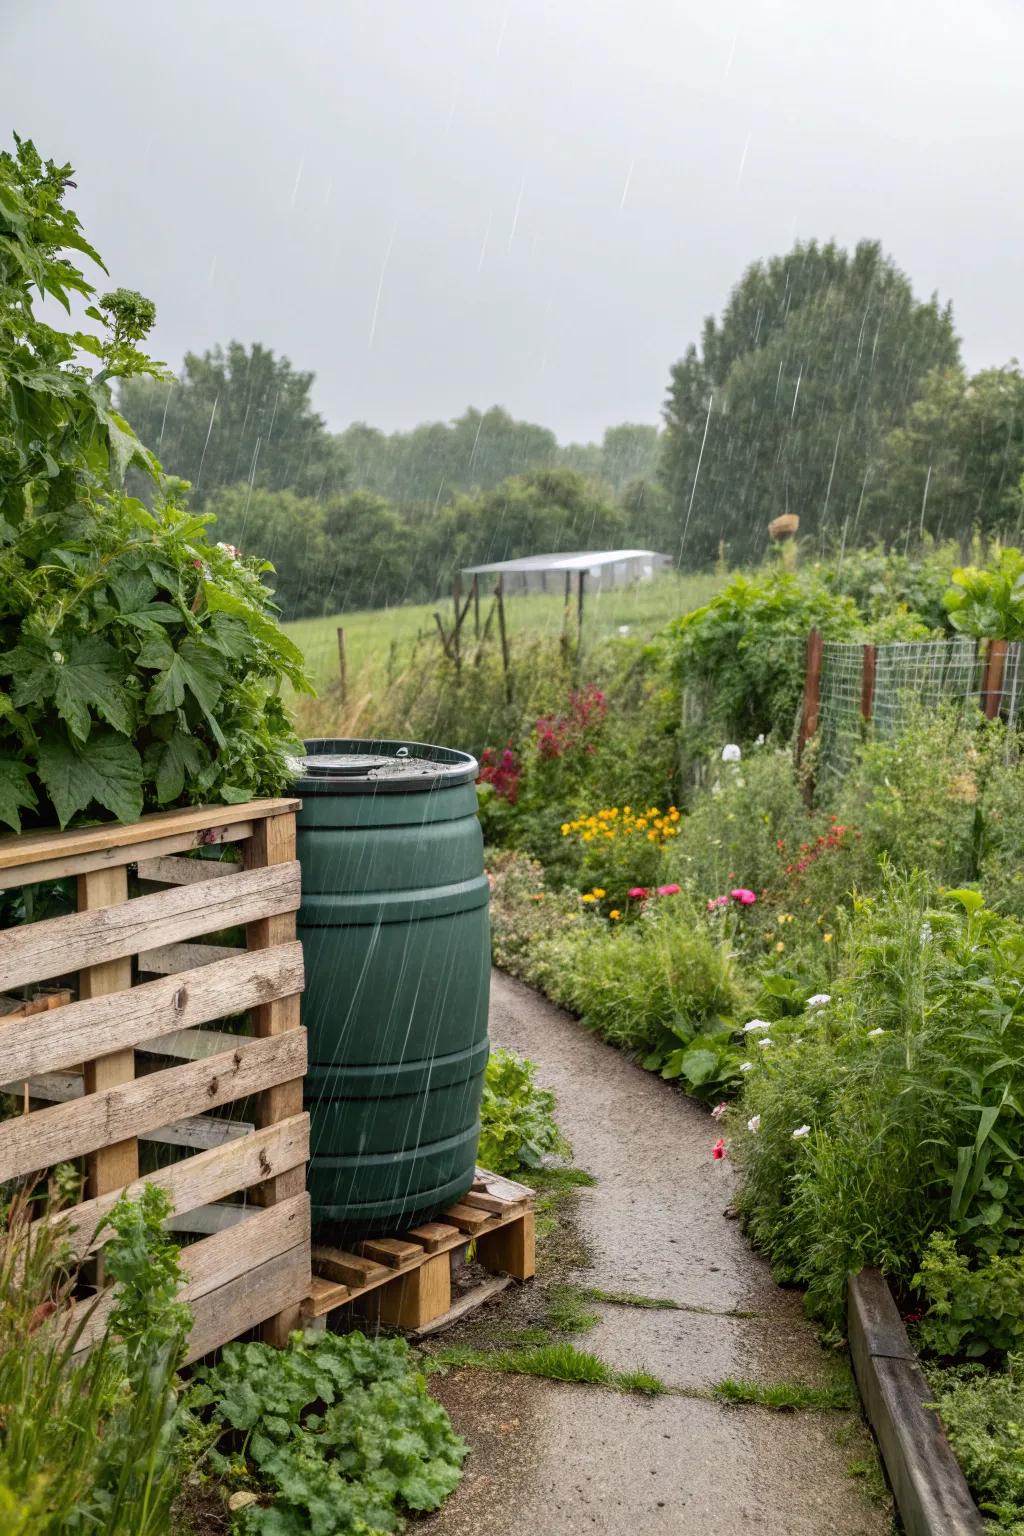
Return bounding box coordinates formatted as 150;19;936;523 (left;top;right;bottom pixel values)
303;1168;535;1333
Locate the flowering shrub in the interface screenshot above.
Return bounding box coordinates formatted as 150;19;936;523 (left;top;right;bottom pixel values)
478;746;521;803
535;683;607;759
560;803;681;905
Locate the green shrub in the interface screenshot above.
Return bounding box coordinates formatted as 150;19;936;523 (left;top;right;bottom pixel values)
668;569;861;748
478;1048;570;1175
930;1358;1024;1530
0;136;310;831
675;748;811;906
944;546;1024;639
735;872;1024;1326
559;895;750;1096
914;1233;1024;1360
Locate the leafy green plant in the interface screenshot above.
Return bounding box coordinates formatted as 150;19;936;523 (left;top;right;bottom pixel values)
0;1186;188;1534
181;1329;467;1536
913;1233;1024;1360
930;1357;1024;1530
478;1047;570;1175
943;546;1024;639
0;136;311;831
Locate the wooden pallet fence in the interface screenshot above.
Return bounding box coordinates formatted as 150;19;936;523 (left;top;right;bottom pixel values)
304;1169;536;1332
0;798;311;1355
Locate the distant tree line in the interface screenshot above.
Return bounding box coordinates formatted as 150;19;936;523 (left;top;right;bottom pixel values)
118;237;1024;618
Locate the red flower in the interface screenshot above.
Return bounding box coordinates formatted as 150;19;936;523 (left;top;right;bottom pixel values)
628;887;649;899
711;1137;727;1161
657;883;681;896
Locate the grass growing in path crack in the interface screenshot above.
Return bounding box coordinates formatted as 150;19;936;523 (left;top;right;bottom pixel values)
544;1284;600;1333
436;1342;613;1385
714;1377;855;1411
617;1370;668;1396
583;1287;762;1319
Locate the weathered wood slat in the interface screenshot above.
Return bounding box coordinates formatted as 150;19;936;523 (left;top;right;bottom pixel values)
474;1168;536;1203
72;1194;310;1357
0;942;303;1081
443;1202;492;1234
311;1245;389;1287
182;1241;310;1366
137;942;246;975
165;1201;253;1234
53;1114;308;1262
0;862;300;991
2;1067;254;1149
136;854;238;885
0;1030;306;1182
406;1221;462;1253
304;1274;351;1317
78;866;137;1197
0;799;300;876
461;1189;515;1215
139;1027;248;1061
358;1237;424;1267
0;823;255;892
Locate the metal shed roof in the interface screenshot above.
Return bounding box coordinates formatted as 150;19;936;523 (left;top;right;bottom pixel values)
462;549;666;575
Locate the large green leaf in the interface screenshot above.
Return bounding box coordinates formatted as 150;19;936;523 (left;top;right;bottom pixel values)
145;731;207;805
37;731;143;827
0;756;37;833
53;635;134;740
145;639;225;744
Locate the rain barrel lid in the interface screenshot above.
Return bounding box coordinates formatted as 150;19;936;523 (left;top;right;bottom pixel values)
293;737;479;795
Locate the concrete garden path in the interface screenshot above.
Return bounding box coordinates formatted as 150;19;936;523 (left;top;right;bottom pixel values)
422;970;889;1536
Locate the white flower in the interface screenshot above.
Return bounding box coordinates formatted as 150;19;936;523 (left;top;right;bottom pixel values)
757;1038;773;1049
792;1124;811;1139
721;743;742;763
618;624;631;636
867;1027;886;1038
755;733;766;747
747;1115;761;1134
806;993;831;1008
711;1102;728;1120
52;651;65;665
920;921;933;945
793;1037;804;1045
743;1019;772;1033
739;1061;754;1072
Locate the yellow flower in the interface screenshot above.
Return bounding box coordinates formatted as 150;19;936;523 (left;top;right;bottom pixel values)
823;932;833;943
647;830;657;842
609;909;621;920
592;888;606;899
775;941;785;953
581;893;597;903
561;823;570;835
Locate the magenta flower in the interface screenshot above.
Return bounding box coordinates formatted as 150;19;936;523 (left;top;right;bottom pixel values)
730;888;757;906
656;883;681;896
711;1137;727;1161
707;894;729;911
628;887;649;899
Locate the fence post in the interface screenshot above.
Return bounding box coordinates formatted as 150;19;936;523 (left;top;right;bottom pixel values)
79;866;138;1201
982;639;1008;720
495;577;512;704
860;642;877;725
336;627;347;705
797;628;823;762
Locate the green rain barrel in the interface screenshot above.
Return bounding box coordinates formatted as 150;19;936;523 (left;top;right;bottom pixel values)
294;738;490;1231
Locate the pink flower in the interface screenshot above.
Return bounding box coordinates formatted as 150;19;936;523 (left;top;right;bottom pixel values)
710;1103;727;1121
657;884;681;896
711;1137;727;1161
730;888;757;906
707;894;729;911
628;887;649;900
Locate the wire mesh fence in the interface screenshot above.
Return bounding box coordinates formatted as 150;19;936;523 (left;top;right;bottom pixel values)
813;637;1023;792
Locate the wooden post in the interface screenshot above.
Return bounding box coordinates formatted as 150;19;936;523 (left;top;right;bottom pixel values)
477;1210;535;1281
797;628;823;761
473;575;480;639
79;866;138;1199
452;575;462;677
576;571;586;654
561;571;572;665
495;577;512;704
860;642;877;725
243;811;306;1346
336;627;347;705
982;639;1008;720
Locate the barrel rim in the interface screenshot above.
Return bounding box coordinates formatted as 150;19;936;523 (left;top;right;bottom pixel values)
295;737;479;794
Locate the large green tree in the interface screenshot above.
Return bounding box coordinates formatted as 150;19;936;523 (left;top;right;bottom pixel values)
874;365;1024;544
660;240;960;564
118;340;347;504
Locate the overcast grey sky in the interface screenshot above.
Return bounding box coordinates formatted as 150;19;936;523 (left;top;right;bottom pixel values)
6;0;1023;442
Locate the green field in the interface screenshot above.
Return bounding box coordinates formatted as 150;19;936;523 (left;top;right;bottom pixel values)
284;570;724;706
